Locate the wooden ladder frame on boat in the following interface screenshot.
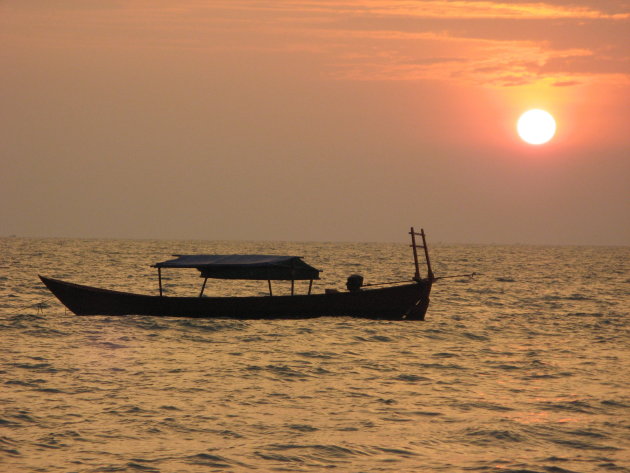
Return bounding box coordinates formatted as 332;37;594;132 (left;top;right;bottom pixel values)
410;227;434;282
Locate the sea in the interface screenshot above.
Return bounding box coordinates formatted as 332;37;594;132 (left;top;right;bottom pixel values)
1;237;628;473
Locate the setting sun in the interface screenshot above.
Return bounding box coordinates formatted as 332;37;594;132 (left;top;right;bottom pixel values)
517;109;556;145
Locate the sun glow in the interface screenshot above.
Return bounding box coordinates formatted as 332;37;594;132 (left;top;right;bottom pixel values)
517;109;556;145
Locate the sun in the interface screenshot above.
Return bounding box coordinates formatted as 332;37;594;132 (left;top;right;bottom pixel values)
517;109;556;145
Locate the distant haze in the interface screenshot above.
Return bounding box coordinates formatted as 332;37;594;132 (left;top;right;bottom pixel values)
1;1;628;245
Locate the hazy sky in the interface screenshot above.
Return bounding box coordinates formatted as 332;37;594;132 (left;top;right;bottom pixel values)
2;1;629;244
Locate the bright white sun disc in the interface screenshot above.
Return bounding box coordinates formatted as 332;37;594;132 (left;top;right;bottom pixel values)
517;109;556;145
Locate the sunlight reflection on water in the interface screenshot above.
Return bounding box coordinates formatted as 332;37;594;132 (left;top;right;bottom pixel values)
1;238;628;472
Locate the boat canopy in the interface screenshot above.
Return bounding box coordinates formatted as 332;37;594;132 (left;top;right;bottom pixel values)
153;255;321;281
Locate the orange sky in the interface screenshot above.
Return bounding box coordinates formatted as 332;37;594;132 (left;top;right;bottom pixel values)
1;1;628;244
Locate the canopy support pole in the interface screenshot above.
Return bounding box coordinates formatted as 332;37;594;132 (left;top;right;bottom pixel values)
199;278;208;297
268;280;273;296
291;279;295;296
158;268;163;296
308;279;313;295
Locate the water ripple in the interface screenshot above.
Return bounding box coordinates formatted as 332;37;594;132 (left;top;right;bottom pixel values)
1;239;628;473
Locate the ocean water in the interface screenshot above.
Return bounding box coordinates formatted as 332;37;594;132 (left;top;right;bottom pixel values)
1;237;629;473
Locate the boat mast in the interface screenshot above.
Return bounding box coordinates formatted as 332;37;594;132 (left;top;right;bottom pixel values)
420;228;434;281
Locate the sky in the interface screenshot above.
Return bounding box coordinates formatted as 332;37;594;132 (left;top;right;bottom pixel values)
1;1;629;245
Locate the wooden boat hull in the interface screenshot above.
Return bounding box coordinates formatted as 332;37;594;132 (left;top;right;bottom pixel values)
39;276;432;320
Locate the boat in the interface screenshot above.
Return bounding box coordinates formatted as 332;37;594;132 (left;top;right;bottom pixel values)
39;228;435;320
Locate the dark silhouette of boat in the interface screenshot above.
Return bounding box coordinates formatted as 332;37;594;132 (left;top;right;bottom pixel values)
39;228;435;320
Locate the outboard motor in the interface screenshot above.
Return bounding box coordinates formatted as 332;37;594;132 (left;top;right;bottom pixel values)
346;274;364;292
